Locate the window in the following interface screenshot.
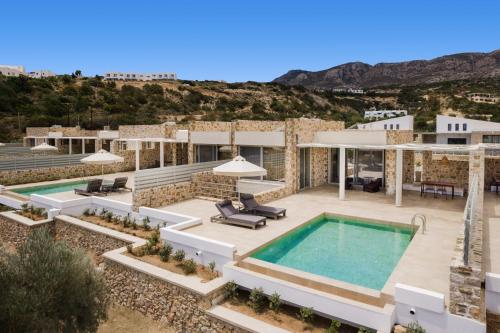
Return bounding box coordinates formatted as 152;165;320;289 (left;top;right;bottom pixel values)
455;123;459;131
390;124;394;130
119;141;127;151
448;138;466;144
483;135;500;144
396;124;400;130
384;124;387;130
448;124;452;131
145;142;155;149
463;123;467;131
239;146;285;182
195;145;231;162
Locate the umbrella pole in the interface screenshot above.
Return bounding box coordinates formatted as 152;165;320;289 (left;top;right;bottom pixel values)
102;164;104;176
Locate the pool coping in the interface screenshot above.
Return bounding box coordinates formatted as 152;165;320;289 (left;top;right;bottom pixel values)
235;212;418;307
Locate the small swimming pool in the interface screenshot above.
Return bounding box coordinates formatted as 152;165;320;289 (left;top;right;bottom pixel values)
11;180;88;196
251;215;413;290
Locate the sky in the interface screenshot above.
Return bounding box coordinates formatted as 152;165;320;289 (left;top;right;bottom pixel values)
1;0;499;82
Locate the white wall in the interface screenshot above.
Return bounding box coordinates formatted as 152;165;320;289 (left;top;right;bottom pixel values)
358;116;413;131
394;284;485;333
486;272;500;315
235;131;285;147
315;130;387;145
191;131;231;145
436;115;500;134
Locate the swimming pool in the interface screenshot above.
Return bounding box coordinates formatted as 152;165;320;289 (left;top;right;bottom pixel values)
251;215;413;290
11;180;88;196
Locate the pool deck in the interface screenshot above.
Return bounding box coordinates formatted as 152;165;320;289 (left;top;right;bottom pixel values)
6;171;135;203
160;185;466;304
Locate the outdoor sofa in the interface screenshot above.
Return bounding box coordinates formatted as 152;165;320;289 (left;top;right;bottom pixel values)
102;177;131;193
74;179;104;196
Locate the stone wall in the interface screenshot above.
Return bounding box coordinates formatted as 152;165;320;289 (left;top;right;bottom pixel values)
133;181;193;209
421;151;469;189
118;124;168;139
0;211;54;247
25;126;98;137
191;171;237;200
54;216;130;264
385;130;414;195
311;147;329;187
103;259;245;333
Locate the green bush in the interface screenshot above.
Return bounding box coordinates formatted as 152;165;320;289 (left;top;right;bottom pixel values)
0;227;109;332
268;292;282;314
83;208;91;216
248;287;266;313
326;319;341;333
159;244;173;262
208;260;216;273
142;217;151;231
407;321;426;333
181;259;197;275
173;249;185;262
132;220;138;230
104;211;113;222
224;281;239;300
297;306;314;323
148;230;160;246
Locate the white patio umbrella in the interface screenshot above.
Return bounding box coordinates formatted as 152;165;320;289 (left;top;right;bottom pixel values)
0;143;5;147
213;155;267;203
30;142;58;152
80;149;124;175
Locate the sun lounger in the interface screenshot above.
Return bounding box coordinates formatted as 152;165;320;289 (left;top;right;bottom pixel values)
212;199;266;229
74;179;104;196
240;193;286;220
102;177;131;193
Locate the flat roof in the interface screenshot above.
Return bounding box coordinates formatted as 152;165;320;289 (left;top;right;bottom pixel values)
114;137;178;143
297;142;500;152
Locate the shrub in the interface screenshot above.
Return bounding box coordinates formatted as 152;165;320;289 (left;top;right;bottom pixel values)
407;321;426;333
99;208;108;218
224;281;238;300
20;203;29;213
181;259;197;275
33;207;45;217
132;220;138;230
122;216;131;228
104;211;113;222
248;287;266;313
268;292;282;314
208;261;216;273
126;244;133;254
148;230;160;246
326;320;341;333
0;227;109;332
83;208;91;216
357;328;369;333
173;249;185;262
90;209;96;216
159;244;173;262
297;307;314;323
142;217;151;231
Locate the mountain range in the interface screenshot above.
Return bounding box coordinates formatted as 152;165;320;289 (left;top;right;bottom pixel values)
273;50;500;89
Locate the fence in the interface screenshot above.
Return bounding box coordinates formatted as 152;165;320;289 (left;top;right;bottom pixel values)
0;153;92;171
463;173;479;266
134;160;229;191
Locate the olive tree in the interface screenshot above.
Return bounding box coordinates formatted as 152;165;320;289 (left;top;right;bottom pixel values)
0;227;109;332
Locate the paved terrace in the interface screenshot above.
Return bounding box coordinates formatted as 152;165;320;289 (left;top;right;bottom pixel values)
6;171;135;203
160;185;466;303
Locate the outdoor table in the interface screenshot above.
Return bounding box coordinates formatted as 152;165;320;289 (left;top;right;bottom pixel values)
420;181;455;199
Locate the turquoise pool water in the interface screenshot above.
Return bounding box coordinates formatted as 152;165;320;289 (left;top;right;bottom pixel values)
11;180;88;196
251;215;413;290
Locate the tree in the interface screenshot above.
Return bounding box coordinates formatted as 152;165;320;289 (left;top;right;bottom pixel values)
74;70;82;78
0;227;109;332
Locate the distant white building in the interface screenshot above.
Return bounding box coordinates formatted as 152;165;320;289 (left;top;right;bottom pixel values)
103;72;177;81
436;115;500;144
0;65;25;77
330;87;365;94
354;115;413;131
364;109;407;120
28;70;56;78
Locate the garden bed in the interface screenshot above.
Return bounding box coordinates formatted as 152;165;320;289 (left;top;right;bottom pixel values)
124;236;219;283
17;204;47;221
222;287;364;333
79;210;156;239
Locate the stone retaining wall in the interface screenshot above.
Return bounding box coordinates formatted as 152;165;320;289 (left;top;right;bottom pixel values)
54;217;130;264
0;211;54;247
103;259;245;332
133;181;194;209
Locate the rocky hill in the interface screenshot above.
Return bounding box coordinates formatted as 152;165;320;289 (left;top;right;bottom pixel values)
273;50;500;89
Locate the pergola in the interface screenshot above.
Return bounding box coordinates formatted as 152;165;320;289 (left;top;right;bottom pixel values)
24;136;99;154
297;142;495;207
113;137;179;171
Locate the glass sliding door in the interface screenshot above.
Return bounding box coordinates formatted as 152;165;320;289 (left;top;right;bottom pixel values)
239;146;262;179
299;148;311;189
329;148;340;183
